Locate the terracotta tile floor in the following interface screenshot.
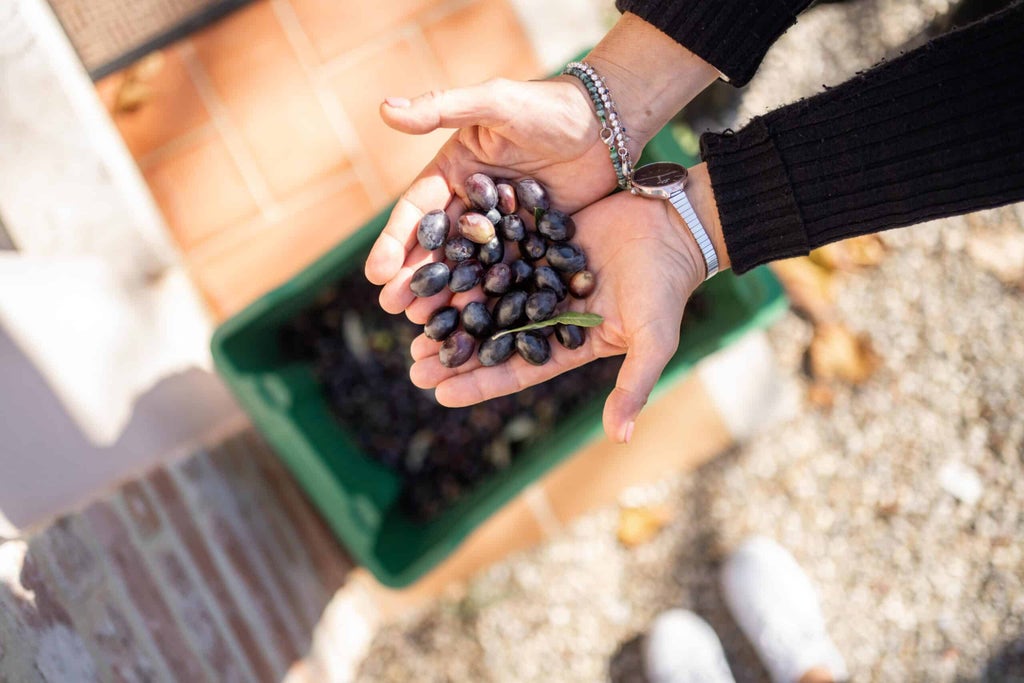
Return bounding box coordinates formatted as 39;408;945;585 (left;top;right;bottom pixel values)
99;0;543;319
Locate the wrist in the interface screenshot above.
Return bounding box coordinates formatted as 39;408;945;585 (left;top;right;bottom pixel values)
584;13;719;149
656;163;730;275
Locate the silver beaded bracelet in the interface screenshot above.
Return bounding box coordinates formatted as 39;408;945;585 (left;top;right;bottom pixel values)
563;61;634;190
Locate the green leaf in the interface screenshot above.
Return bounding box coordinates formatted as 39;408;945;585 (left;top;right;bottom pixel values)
492;312;604;339
534;207;545;225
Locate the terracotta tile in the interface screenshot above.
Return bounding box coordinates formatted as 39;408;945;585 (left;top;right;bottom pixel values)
189;178;374;319
96;46;210;159
288;0;440;62
192;2;349;200
356;492;546;620
327;36;451;201
143;129;258;251
423;0;543;87
540;373;735;525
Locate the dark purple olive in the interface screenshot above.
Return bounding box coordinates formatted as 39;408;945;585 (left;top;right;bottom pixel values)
461;301;494;338
493;290;528;329
478;334;515;366
449;260;484;293
515;178;549;214
515;331;550;365
533;265;567;300
440;331;475;368
519;233;547;262
555;324;585;349
478;237;505;266
465;173;498;212
424;306;459;341
496;183;516;215
486;208;502;224
417;210;450;251
483;263;512;296
498;214;526;242
458;212;497;244
445;236;477;262
568;270;596;298
537;209;575;242
525;289;558;322
510;259;533;287
410;262;450;297
546;243;586;273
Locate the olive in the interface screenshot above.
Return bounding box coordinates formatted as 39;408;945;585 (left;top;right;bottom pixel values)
496;183;517;215
486;208;502;225
478;333;516;366
410;262;450;297
546;243;586;273
478;236;505;266
555;324;585;349
465;173;498;212
483;263;513;296
458;212;497;244
424;306;459;341
449;260;484;293
439;331;475;368
497;214;526;242
416;209;450;251
568;270;596;298
515;178;549;214
515;331;550;365
445;236;477;262
493;290;528;329
537;209;575;242
519;233;547;262
533;265;567;300
525;289;558;322
461;301;494;338
510;259;533;287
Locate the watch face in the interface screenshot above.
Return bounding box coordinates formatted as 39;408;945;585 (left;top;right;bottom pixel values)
632;162;687;189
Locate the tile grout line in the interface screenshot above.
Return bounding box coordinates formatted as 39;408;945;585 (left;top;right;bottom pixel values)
269;0;389;208
523;485;563;538
134;122;219;171
405;21;453;89
178;40;282;224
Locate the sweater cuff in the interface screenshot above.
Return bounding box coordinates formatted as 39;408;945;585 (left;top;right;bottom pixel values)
615;0;806;86
699;120;809;273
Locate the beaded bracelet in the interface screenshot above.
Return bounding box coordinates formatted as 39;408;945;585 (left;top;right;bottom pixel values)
562;61;633;190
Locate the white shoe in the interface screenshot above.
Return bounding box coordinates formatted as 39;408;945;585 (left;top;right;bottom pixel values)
644;609;736;683
721;537;849;683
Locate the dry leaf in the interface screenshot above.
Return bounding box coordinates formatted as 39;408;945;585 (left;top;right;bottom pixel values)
807;382;835;409
966;230;1024;285
617;505;672;548
808;322;880;384
113;52;166;114
769;258;834;322
810;235;886;271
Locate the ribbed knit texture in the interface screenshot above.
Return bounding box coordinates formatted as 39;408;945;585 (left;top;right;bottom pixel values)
701;1;1024;273
616;0;814;85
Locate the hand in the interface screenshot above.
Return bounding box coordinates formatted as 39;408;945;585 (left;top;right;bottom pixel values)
405;164;728;443
363;13;720;319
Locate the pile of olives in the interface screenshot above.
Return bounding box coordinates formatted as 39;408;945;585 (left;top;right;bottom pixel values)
410;174;596;368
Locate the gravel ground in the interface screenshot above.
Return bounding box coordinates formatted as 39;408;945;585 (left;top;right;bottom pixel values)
357;2;1024;681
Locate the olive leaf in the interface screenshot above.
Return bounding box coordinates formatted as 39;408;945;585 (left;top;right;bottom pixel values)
492;312;604;339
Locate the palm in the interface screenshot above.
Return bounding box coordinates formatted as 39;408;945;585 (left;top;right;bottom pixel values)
407;192;704;441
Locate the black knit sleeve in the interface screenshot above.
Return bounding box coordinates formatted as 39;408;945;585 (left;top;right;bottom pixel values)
701;2;1024;274
616;0;815;86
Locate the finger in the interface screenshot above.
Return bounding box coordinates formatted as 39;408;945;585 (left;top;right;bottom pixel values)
410;334;442;361
602;331;677;444
365;162;450;286
380;80;511;135
378;242;446;315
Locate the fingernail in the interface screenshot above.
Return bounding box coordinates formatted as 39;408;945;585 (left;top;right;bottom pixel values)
623;421;635;444
384;96;411;108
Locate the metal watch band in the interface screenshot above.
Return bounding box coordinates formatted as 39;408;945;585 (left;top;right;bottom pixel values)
668;188;719;279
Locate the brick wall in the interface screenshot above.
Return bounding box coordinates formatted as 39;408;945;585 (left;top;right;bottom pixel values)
0;431;373;683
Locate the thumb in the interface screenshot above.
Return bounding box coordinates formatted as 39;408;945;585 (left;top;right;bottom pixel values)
602;330;678;444
380;80;511;135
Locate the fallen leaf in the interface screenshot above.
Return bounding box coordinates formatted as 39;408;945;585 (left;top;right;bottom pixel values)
617;505;672;548
807;322;879;384
966;230;1024;285
807;382;835;409
769;258;834;322
114;80;152;113
810;235;886;271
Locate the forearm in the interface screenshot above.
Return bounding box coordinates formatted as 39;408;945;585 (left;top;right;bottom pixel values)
701;2;1024;273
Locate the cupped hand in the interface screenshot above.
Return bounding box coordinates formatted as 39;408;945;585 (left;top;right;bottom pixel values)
364;76;633;317
405;191;707;443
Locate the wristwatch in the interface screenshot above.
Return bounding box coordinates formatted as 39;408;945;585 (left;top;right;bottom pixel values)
630;162;719;279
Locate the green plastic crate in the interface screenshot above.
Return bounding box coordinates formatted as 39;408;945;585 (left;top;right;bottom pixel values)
210;126;788;587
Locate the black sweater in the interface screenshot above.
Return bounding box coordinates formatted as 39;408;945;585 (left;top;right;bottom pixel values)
617;0;1024;273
